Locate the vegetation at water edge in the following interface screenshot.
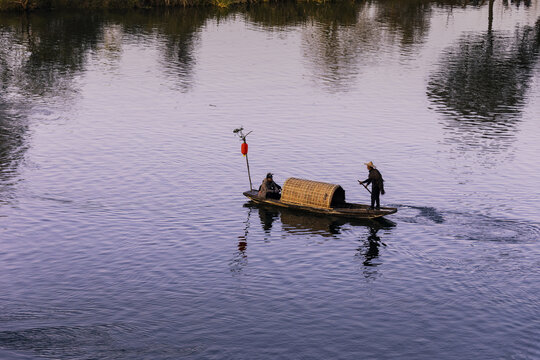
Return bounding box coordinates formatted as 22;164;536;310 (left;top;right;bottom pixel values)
0;0;334;11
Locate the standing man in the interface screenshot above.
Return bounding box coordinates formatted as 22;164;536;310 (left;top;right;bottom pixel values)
359;161;385;210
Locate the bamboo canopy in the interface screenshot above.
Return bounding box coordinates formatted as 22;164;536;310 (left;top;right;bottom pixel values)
280;178;346;209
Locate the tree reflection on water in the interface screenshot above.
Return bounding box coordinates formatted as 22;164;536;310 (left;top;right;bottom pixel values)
0;8;213;194
2;1;535;102
120;9;216;92
299;0;435;92
0;101;27;203
1;1;538;195
0;13;101;96
428;16;540;151
0;13;102;197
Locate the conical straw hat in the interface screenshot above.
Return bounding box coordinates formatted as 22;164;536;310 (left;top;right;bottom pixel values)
364;161;376;169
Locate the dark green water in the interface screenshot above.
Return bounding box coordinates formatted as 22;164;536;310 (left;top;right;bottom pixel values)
1;2;539;359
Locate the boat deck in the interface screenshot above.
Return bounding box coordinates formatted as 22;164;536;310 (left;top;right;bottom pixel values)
243;190;397;219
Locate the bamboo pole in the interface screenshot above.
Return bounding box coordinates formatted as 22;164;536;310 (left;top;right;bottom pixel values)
245;142;253;191
357;180;372;194
234;127;254;191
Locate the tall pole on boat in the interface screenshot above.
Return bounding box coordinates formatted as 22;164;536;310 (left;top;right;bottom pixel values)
244;140;253;191
234;127;253;191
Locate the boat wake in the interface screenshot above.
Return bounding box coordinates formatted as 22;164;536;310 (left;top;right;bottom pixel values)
443;215;540;243
393;204;540;243
391;205;445;224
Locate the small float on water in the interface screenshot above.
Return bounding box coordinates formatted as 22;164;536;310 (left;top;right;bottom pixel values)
244;177;397;220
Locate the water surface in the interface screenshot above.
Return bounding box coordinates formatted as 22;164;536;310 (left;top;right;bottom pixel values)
1;2;540;359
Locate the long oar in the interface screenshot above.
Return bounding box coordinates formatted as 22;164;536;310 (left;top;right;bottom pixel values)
357;180;371;194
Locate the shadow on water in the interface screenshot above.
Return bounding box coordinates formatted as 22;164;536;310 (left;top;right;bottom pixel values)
235;199;540;249
230;201;395;274
354;227;385;265
246;201;395;236
352;226;388;281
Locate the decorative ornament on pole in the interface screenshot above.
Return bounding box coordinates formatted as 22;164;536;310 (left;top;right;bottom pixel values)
233;127;253;191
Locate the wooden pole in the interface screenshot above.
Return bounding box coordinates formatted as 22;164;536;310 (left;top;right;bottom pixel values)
488;0;494;34
357;180;372;194
245;145;253;191
234;127;254;191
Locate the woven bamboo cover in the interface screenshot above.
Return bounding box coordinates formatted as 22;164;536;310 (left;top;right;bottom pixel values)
281;178;344;209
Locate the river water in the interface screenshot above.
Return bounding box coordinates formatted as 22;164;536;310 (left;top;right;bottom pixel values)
1;1;539;359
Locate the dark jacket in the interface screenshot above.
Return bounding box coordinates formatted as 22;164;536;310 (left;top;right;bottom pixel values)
363;168;385;193
258;179;282;198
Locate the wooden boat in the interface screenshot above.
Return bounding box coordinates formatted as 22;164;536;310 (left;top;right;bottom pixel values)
243;177;397;220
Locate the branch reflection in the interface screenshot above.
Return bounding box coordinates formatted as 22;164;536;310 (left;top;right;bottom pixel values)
300;0;433;92
428;17;540;151
244;1;440;92
0;13;103;199
0;13;102;97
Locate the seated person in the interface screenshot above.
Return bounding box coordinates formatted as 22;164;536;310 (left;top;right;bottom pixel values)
258;173;282;199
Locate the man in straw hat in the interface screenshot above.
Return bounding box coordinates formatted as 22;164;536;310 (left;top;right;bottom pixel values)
359;161;385;210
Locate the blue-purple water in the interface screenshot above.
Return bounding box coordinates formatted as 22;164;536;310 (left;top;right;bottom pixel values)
1;2;539;359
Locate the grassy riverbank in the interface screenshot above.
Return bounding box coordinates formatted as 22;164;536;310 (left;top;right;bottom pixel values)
1;0;324;11
0;0;491;12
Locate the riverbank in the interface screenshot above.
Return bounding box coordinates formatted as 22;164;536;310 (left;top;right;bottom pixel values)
1;0;326;11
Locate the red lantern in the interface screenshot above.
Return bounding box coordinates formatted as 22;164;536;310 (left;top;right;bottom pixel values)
241;142;248;156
